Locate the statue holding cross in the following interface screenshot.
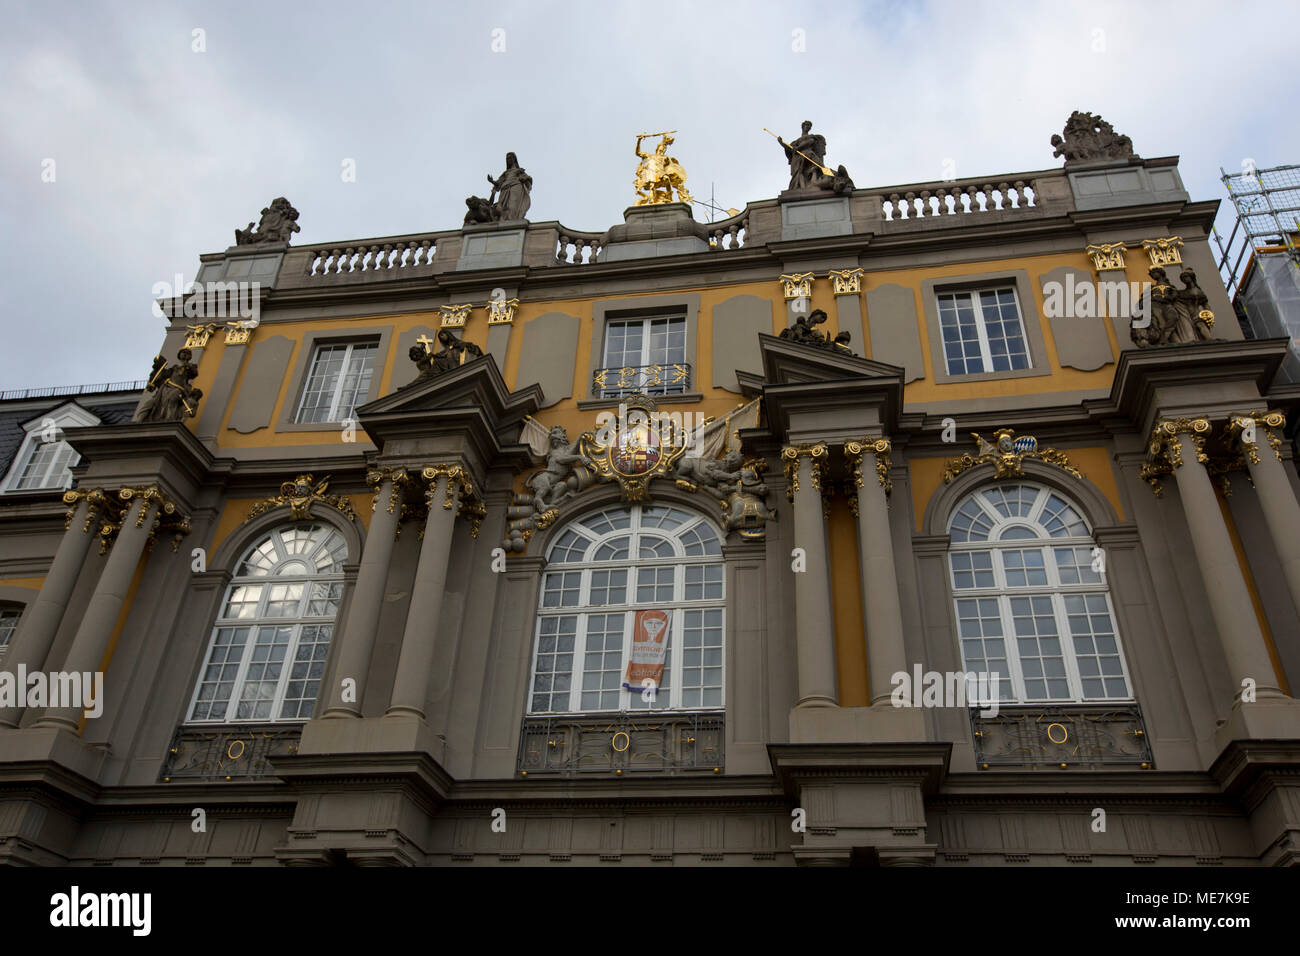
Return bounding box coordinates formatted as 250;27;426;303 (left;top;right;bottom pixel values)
408;329;485;382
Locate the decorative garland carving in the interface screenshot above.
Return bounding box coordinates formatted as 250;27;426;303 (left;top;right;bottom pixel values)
943;429;1082;484
245;474;357;523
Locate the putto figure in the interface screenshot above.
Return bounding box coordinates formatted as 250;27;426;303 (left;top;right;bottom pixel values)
1050;111;1136;163
633;131;693;205
133;348;203;422
234;197;300;246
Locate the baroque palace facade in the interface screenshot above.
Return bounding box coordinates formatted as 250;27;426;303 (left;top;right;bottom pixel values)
2;113;1299;866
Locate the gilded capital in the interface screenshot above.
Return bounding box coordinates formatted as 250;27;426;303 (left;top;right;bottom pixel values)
1142;417;1211;496
1084;242;1126;271
844;437;893;495
1141;236;1183;268
1226;410;1286;464
778;273;814;301
439;303;473;328
366;466;411;514
827;268;864;295
781;443;828;501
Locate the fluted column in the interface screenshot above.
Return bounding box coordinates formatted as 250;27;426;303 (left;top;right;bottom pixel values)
783;444;837;707
321;470;405;718
0;494;102;727
1232;412;1300;621
847;439;907;705
387;466;464;719
1157;421;1283;698
35;495;160;731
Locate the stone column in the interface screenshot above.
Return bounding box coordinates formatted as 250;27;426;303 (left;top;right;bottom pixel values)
321;470;405;718
848;439;908;705
34;494;160;731
1234;413;1300;620
0;495;102;727
387;467;464;719
783;444;837;707
1161;424;1283;698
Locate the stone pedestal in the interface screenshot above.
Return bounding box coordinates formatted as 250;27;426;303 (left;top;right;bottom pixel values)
456;223;527;270
599;203;710;261
779;194;851;240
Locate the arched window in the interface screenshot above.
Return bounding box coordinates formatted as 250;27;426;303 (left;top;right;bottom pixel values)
187;523;348;723
529;504;724;714
947;483;1132;704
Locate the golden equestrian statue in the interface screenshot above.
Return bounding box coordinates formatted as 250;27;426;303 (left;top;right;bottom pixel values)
633;130;693;206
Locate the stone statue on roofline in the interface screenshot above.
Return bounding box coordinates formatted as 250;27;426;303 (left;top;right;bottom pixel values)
772;121;855;196
1050;111;1136;163
234;197;300;246
778;309;856;355
133;348;203;422
465;152;533;224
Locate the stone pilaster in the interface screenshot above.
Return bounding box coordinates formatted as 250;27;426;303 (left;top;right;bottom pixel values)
782;444;837;708
321;469;406;718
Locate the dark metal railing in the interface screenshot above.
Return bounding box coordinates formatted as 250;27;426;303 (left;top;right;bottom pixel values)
969;703;1152;769
592;362;691;399
160;723;303;782
0;380;146;401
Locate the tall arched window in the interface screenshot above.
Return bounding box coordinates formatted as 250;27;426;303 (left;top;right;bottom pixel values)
947;483;1132;704
529;504;724;714
187;523;348;723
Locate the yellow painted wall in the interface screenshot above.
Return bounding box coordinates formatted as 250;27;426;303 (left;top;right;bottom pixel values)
189;247;1129;456
0;577;46;591
827;502;870;705
206;494;372;560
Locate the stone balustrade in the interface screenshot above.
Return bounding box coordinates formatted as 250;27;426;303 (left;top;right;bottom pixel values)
303;236;440;277
555;228;605;265
706;211;749;250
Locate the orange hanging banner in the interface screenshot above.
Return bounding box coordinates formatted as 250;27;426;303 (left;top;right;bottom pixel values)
624;608;671;690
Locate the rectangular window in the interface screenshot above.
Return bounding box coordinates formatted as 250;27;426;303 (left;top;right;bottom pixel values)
596;315;689;398
293;341;379;424
937;288;1030;376
11;438;79;492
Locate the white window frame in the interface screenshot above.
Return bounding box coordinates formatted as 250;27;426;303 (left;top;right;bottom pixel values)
0;402;99;494
186;523;348;724
528;504;725;715
601;314;688;370
946;483;1133;705
292;340;379;424
0;604;23;662
936;286;1031;376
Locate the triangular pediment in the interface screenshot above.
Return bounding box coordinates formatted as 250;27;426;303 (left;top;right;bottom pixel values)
757;333;905;385
357;354;541;424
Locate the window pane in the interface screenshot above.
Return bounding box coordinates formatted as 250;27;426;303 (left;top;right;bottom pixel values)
580;613;625;711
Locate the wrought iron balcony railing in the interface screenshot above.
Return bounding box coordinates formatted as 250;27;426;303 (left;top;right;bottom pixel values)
592;362;691;399
518;711;724;775
160;723;303;782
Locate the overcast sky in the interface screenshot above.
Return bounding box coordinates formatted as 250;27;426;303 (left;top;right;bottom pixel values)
1;0;1296;390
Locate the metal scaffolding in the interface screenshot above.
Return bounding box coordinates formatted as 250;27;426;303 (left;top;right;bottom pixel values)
1213;163;1300;299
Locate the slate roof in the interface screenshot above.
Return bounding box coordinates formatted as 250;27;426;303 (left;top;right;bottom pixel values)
0;390;141;485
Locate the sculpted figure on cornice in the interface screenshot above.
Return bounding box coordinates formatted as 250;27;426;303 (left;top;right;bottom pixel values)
1131;267;1215;348
465;152;533;224
776;120;855;196
1050;110;1135;163
234;197;300;246
409;329;485;381
133;348;203;422
779;309;855;355
528;425;597;513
